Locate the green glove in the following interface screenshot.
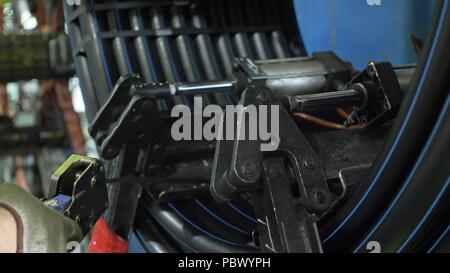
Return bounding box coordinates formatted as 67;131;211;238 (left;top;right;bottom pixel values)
0;184;82;253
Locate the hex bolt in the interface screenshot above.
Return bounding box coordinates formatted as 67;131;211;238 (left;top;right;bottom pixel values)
304;158;317;170
311;188;329;207
104;147;118;159
241;160;258;180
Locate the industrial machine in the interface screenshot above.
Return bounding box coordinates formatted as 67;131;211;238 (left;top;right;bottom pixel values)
43;0;450;253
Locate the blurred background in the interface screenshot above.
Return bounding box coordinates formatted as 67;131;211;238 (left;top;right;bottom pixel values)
0;0;96;199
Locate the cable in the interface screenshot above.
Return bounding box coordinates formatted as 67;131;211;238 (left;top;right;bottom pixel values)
293;112;362;131
336;108;350;119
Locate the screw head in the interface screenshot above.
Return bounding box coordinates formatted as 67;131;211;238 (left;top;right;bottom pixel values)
304;158;317;170
104;146;118;159
240;159;259;183
312;189;327;205
241;160;258;180
310;188;330;211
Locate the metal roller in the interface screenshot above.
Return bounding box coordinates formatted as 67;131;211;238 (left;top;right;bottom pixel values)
108;9;132;76
189;4;227;104
129;9;157;83
149;7;185;105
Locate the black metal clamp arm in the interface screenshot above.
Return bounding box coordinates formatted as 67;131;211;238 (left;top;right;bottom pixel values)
88;74;234;160
210;86;331;252
89;59;403;161
89;75;165;160
253;157;323;253
46;155;211;235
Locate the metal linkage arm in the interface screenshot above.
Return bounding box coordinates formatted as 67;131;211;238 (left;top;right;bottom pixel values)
89;58;404;162
210;86;331;252
253;157;323;253
89;75;165;159
46;154;211;235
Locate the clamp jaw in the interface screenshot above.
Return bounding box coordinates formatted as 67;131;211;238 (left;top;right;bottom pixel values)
210;86;331;252
344;62;404;127
89;75;165;160
45;155;210;235
46;155;108;235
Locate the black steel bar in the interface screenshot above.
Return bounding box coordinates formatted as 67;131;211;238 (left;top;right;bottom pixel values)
129;9;157;83
190;4;228;104
265;1;290;59
135;80;235;98
227;0;254;59
290;89;364;113
108;9;132;76
149;7;185;105
213;2;237;77
170;5;206;106
171;6;200;83
246;0;272;60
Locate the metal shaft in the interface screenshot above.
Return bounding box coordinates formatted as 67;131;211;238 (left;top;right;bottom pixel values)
289;89;364;113
138;81;365;112
136;80;235;98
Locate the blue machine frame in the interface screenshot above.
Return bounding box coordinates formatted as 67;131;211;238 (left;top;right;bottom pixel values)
294;0;436;68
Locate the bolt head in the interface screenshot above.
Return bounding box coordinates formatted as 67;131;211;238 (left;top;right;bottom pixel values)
311;188;328;205
309;188;330;212
104;147;118;159
304;158;317;170
240;160;259;181
242;160;257;175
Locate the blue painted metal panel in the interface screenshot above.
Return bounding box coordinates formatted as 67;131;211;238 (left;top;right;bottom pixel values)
294;0;436;68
